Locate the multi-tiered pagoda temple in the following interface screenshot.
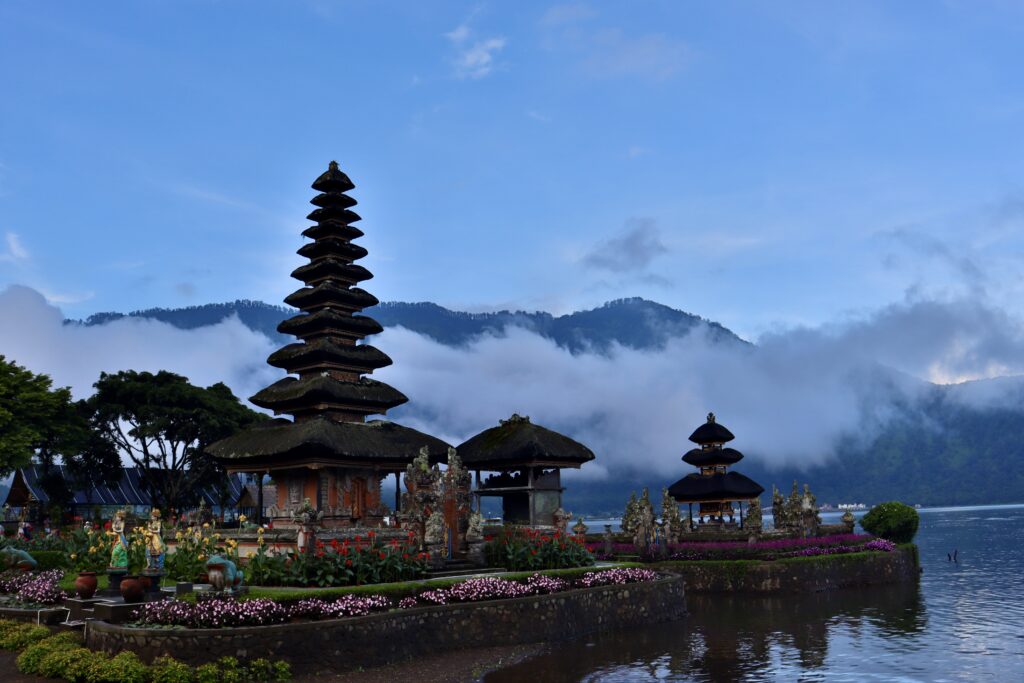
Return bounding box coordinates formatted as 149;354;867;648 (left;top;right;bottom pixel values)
668;413;764;528
208;162;449;528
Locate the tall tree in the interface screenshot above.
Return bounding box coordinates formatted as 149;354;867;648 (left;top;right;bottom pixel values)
86;370;265;514
0;355;84;475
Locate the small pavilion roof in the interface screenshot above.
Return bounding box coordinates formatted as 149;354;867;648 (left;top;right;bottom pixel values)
667;471;764;503
456;414;595;470
689;412;735;445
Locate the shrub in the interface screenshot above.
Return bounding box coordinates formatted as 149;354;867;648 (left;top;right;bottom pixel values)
484;527;595;571
245;658;275;683
31;550;70;571
16;631;83;674
37;645;95;681
860;502;920;543
86;651;149;683
151;656;195;683
272;660;292;681
195;662;221;683
0;623;51;650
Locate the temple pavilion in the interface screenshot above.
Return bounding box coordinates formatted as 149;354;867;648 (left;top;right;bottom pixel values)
457;414;595;526
207;162;449;528
667;413;764;528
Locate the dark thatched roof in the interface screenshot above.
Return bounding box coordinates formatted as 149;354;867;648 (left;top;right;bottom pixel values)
277;310;383;339
250;375;407;414
284;283;378;312
207;417;450;470
689;412;735;445
296;238;368;263
682;447;744;467
667;471;764;503
312;160;355;193
456;414;595;470
290;259;371;285
267;339;392;373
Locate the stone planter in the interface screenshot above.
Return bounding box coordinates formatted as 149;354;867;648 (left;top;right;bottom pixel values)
74;571;98;599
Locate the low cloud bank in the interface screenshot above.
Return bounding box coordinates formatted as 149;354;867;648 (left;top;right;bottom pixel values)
4;284;1024;481
0;285;280;402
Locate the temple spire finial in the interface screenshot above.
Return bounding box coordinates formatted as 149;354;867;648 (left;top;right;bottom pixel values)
707;412;716;424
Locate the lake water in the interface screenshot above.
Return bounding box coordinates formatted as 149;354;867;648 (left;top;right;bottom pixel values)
485;504;1024;682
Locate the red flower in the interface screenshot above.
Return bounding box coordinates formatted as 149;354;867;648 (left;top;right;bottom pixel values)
378;551;386;560
402;553;409;560
341;547;349;556
345;559;352;567
368;530;376;538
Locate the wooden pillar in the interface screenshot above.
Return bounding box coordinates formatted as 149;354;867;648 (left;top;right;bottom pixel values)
739;501;744;529
527;467;536;526
256;472;264;526
688;503;693;527
474;471;482;512
394;472;401;513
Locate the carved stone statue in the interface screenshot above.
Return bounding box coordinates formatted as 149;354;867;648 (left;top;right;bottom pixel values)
633;488;656;550
206;554;244;592
572;517;588;538
660;487;684;543
145;509;166;571
109;510;129;570
772;485;787;530
424;510;445;545
841;509;856;533
291;497;323;553
466;511;484;542
621;491;640;537
746;497;763;530
552;508;570;533
0;547;36;571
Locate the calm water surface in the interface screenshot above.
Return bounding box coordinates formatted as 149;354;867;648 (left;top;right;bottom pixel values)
486;505;1024;682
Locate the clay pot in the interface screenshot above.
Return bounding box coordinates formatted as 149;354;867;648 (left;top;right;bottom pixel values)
74;572;98;600
138;575;152;590
119;575;145;603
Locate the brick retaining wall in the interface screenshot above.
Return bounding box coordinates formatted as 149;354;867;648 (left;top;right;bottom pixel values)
85;575;686;673
656;545;919;593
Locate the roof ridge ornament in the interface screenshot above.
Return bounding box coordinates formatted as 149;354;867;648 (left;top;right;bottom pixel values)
500;413;531;426
707;412;716;423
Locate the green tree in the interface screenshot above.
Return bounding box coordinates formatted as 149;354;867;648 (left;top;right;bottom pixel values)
0;356;83;475
86;370;264;515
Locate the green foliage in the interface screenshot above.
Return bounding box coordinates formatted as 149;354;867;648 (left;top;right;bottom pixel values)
484;526;595;571
17;631;83;674
85;651;149;683
0;619;292;683
151;656;195;683
195;662;220;683
0;623;50;650
37;646;96;681
31;550;70;570
246;532;427;587
0;355;90;476
860;502;920;543
86;369;265;514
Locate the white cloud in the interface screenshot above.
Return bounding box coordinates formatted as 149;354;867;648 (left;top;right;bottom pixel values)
445;19;507;79
1;232;29;262
0;285;280;402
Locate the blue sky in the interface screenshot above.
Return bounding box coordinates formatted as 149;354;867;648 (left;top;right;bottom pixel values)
3;1;1024;339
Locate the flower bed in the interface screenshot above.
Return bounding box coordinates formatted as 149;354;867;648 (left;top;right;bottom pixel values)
587;534;893;562
245;531;428;587
483;527;595;570
0;569;66;607
132;568;660;629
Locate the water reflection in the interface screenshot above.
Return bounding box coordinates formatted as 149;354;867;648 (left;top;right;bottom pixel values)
486;585;926;682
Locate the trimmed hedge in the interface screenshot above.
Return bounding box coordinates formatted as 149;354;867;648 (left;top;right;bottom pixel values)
0;619;293;683
860;502;920;543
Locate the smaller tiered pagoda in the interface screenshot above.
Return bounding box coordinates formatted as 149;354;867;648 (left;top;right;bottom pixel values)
668;413;764;528
457;414;595;526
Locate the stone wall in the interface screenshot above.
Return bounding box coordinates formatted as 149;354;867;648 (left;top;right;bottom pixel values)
656;545;919;594
86;575;685;673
